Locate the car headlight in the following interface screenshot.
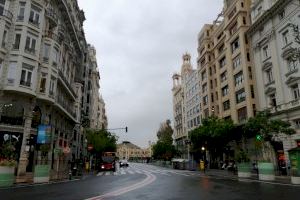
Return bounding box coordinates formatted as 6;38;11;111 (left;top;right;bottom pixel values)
101;165;104;169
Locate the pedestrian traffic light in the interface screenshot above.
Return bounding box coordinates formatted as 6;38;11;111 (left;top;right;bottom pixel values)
256;134;262;141
125;126;128;132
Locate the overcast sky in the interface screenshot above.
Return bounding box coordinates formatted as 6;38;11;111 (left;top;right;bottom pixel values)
77;0;223;148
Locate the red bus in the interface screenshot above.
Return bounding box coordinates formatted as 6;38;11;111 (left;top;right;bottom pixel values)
99;152;116;172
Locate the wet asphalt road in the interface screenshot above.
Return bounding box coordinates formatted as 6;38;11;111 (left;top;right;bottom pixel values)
0;163;300;200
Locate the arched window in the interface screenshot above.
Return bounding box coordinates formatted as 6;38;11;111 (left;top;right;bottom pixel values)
31;106;41;128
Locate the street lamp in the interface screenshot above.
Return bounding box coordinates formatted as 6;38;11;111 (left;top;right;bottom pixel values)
201;146;206;162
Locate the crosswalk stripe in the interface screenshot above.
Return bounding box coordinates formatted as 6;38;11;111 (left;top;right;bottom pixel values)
127;170;134;174
105;172;111;176
120;170;126;175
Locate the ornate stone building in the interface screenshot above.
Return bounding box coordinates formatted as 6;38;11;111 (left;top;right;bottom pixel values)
248;0;300;160
0;0;106;182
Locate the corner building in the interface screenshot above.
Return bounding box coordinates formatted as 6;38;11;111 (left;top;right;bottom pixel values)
197;0;257;123
0;0;87;182
248;0;300;160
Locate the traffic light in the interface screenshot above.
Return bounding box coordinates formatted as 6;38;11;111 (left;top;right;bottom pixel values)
125;126;128;132
256;134;262;141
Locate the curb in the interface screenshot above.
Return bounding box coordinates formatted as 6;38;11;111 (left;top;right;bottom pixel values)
0;178;81;190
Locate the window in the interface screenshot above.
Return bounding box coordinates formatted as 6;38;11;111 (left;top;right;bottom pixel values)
236;88;246;104
7;62;17;84
52;48;59;65
294;119;300;129
39;74;47;93
29;5;40;26
43;43;50;62
211;93;214;103
279;10;285;20
219;56;226;68
218;44;224;54
201;70;207;81
221;70;227;82
231;37;240;53
282;30;289;46
202;83;207;93
250;85;255;98
203;95;208;106
234;71;244;86
291;84;300;99
237;107;247;123
230;22;238;36
0;0;5;15
25;36;36;55
222;85;229;96
248;66;253;80
288;59;297;72
269;93;277;107
228;7;236;20
18;2;26;21
20;67;33;87
233;55;241;70
13;34;21;49
257;6;262;16
262;45;269;59
1;29;7;48
265;68;273;84
223;100;230;111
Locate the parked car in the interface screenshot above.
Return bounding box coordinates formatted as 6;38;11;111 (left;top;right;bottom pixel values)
119;159;129;167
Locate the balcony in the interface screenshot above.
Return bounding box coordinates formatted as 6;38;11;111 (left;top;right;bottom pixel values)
0;9;13;21
24;47;36;56
19;80;31;87
28;18;40;28
45;8;58;28
45;31;62;44
56;95;77;120
269;99;300;114
58;69;77;99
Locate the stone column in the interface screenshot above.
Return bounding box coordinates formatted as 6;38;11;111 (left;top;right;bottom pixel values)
17;101;34;177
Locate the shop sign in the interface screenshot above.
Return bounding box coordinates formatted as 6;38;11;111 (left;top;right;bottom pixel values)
37;125;51;144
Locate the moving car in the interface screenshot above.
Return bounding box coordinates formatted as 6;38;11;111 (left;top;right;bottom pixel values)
119;159;129;167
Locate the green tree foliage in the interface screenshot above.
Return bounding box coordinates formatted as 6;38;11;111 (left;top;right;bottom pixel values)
190;117;235;165
156;119;173;145
243;110;295;141
152;120;177;160
190;117;235;148
85;129;117;154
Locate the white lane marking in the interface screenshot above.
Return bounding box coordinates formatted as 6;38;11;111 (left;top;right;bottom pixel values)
135;170;143;174
85;172;157;200
97;172;104;176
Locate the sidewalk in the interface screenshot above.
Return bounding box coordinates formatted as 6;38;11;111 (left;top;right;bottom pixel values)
201;169;291;184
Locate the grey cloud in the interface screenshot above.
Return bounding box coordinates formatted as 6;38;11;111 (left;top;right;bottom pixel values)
78;0;223;147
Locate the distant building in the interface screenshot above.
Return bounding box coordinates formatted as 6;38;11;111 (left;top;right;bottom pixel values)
172;53;201;159
116;141;152;160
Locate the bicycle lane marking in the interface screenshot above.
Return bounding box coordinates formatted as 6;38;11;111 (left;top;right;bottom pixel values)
85;172;157;200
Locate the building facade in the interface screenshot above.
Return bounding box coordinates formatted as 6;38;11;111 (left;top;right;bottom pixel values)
172;53;201;159
116;141;152;161
0;0;106;182
248;0;300;160
197;0;257;123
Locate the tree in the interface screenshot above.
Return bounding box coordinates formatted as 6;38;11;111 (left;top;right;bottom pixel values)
243;110;295;161
152;120;177;160
156;119;173;145
85;129;117;155
190;117;235;167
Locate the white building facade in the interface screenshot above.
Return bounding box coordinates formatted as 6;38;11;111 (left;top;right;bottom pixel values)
248;0;300;160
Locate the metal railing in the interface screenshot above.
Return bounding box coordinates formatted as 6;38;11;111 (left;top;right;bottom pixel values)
58;69;77;98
